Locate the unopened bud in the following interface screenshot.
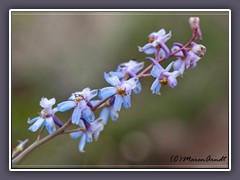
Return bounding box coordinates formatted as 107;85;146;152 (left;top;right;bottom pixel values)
191;43;206;57
189;17;202;40
12;139;29;158
189;17;200;30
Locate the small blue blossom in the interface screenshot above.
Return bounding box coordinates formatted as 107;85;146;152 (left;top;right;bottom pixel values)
190;42;206;57
28;97;58;134
99;73;138;111
99;97;119;125
173;42;206;75
120;60;144;77
146;57;180;95
138;29;172;58
70;118;104;152
109;60;144;94
57;87;98;125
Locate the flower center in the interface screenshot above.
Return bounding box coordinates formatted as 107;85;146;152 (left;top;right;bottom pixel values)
105;101;111;107
74;97;82;103
74;93;84;104
116;88;127;96
40;109;50;118
160;77;168;86
148;37;155;43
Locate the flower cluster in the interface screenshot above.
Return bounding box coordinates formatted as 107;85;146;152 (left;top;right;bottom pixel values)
25;17;206;153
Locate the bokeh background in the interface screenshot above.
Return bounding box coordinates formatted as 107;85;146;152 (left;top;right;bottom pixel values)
11;11;229;168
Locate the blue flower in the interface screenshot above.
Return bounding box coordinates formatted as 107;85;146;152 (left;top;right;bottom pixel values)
190;42;206;57
99;96;119;125
173;42;205;75
138;29;171;58
28;97;58;135
57;87;98;125
107;60;144;94
146;57;180;95
119;60;144;77
70;118;104;152
99;73;138;111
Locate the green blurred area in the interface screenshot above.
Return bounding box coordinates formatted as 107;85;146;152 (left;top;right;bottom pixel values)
12;12;229;167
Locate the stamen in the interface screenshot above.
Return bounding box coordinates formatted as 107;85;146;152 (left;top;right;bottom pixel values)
40;109;50;118
160;77;168;86
116;88;127;96
148;37;155;43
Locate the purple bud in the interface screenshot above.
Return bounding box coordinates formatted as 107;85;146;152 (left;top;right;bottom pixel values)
189;17;202;40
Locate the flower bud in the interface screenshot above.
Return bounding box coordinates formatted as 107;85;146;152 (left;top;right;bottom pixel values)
189;17;202;40
12;139;29;158
191;43;206;57
189;17;200;30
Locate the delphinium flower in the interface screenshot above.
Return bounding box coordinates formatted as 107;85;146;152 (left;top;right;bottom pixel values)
12;17;208;164
99;96;119;125
70;118;104;152
99;73;138;111
57;87;98;125
109;60;144;94
138;29;172;59
146;57;180;95
172;42;206;75
28;98;58;134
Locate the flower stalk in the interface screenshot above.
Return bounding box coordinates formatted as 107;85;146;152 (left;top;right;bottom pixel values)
12;17;206;166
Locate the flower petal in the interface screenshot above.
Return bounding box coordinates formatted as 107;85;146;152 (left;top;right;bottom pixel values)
98;87;116;99
82;106;95;122
71;108;82;125
52;107;58;114
109;107;119;122
125;77;138;89
27;116;40;124
78;133;87;152
123;95;131;109
28;118;45;132
171;46;184;57
159;41;170;57
40;97;56;108
70;131;83;139
133;81;142;94
151;78;161;95
57;101;75;112
104;73;121;86
138;44;156;54
45;117;56;135
114;95;123;111
157;28;166;37
109;70;125;79
100;107;110;125
161;31;172;42
86;89;98;101
173;58;182;71
150;65;162;78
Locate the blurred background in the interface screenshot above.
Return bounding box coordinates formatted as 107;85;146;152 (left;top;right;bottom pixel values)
11;11;229;168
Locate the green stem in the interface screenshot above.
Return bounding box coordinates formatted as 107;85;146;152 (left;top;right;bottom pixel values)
12;119;72;165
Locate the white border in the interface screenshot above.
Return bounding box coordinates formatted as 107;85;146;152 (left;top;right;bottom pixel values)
9;9;231;171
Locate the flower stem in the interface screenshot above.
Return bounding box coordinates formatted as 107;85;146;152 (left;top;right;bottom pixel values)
12;29;197;166
12;119;72;165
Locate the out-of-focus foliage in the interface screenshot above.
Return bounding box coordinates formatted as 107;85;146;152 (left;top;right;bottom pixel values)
12;11;229;167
